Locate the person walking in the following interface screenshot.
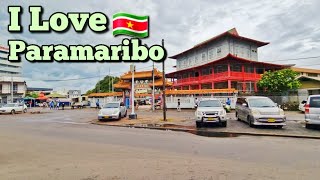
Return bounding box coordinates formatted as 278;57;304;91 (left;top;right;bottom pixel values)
49;100;54;110
61;103;65;110
56;100;60;110
194;97;199;108
96;99;100;109
177;99;181;112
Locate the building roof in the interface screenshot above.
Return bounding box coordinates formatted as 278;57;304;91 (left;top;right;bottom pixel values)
291;67;320;74
120;69;163;80
88;92;123;97
27;87;53;91
47;93;67;98
166;53;291;77
113;81;131;89
165;88;238;95
170;28;269;59
296;75;320;82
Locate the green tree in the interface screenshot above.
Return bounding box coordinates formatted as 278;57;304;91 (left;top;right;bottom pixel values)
25;92;39;98
257;69;301;93
86;76;120;94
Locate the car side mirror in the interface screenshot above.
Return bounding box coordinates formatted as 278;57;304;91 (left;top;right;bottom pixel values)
242;103;248;107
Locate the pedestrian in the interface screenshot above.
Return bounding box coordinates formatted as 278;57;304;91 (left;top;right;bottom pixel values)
194;97;199;108
49;101;54;110
226;98;231;106
56;100;60;110
96;99;100;109
61;103;65;110
177;99;181;112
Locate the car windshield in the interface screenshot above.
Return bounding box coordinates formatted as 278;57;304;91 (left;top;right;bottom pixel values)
309;97;320;107
4;103;16;107
198;100;221;107
103;103;119;108
248;98;276;108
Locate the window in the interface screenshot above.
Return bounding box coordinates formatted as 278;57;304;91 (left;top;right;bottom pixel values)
13;84;18;93
214;64;228;73
245;65;254;73
308;73;318;77
0;84;2;93
208;48;214;60
230;64;241;72
201;52;207;62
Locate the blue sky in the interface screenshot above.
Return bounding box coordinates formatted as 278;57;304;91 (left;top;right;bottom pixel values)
1;0;319;93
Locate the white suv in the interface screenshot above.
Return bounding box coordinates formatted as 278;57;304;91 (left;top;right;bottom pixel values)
195;99;227;128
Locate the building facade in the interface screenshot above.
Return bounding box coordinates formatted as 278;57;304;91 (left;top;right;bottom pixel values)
68;90;81;98
0;46;26;103
167;28;289;92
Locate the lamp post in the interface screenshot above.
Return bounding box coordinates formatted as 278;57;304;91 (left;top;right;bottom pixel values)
129;63;137;119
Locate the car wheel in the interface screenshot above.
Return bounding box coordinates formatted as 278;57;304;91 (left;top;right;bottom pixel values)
117;113;121;120
236;112;241;121
196;121;202;128
23;108;27;113
248;116;254;127
221;121;227;127
11;109;15;115
306;124;312;129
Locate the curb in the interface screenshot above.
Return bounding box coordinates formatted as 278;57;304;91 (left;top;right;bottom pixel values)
91;122;320;140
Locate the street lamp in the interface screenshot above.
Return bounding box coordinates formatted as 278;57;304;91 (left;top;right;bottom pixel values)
129;63;137;119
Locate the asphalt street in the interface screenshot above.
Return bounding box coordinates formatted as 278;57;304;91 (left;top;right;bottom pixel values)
0;109;319;179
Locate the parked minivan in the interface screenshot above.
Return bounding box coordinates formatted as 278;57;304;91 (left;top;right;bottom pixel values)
304;95;320;129
235;96;286;128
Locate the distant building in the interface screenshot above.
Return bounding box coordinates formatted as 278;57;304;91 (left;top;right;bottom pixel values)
291;67;320;102
0;45;26;103
68;90;81;98
166;28;290;92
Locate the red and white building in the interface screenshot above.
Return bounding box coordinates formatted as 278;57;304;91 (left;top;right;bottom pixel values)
167;28;290;92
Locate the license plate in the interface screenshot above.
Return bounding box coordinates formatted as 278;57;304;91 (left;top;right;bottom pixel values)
268;118;275;122
207;117;216;121
104;116;111;118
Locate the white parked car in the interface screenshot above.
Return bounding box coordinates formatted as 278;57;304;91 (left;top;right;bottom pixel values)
299;100;307;112
0;103;27;114
195;99;227;128
98;102;127;120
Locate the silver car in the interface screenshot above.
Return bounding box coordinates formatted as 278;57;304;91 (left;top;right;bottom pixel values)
305;95;320;129
98;102;127;120
195;99;227;128
235;96;286;128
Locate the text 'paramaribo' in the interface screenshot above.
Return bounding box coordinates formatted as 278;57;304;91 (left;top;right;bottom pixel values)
7;6;166;62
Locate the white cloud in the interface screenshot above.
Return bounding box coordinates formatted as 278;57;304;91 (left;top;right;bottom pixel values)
0;0;319;92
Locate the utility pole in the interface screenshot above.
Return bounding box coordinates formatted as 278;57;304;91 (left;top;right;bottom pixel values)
109;67;111;92
162;39;167;121
11;74;13;103
129;63;137;119
98;68;101;93
152;61;155;112
111;77;114;92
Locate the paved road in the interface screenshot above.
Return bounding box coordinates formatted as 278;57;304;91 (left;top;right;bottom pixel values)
0;109;320;179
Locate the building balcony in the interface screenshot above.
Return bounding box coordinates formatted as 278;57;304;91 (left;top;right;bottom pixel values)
173;71;262;86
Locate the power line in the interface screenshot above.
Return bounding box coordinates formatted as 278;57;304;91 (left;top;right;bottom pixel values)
26;65;154;82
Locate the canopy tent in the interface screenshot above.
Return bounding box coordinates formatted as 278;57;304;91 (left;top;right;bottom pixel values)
36;93;48;101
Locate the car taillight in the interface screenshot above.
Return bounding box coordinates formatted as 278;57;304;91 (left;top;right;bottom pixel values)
305;104;310;114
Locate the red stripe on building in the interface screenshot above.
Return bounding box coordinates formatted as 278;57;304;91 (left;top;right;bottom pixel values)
113;18;148;31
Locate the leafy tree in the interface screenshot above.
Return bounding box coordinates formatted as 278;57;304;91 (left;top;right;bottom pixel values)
86;76;120;94
25;92;39;98
257;69;301;93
